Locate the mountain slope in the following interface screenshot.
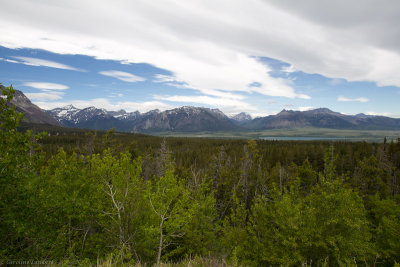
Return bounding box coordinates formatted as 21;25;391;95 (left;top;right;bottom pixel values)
1;85;60;126
244;108;400;130
46;105;239;132
46;105;131;131
132;106;238;132
230;112;252;125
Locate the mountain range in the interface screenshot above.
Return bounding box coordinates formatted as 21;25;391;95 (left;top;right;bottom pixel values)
4;88;400;132
46;104;239;132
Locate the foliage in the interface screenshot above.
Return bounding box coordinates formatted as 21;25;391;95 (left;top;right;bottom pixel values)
2;82;400;265
0;84;45;259
369;194;400;265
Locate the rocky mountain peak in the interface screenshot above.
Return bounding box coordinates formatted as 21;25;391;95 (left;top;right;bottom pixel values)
62;104;77;110
3;89;60;126
304;108;336;115
231;112;252;122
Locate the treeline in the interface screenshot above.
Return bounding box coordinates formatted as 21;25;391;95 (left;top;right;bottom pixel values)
1;85;400;266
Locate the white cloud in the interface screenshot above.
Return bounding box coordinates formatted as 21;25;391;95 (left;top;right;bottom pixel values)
9;56;84;71
23;82;69;90
366;111;397;118
337;96;369;103
22;82;68;101
153;74;178;83
297;106;315;111
281;65;297;73
0;57;20;64
0;0;313;100
25;92;64;100
153;74;189;88
99;70;146;82
251;112;274;118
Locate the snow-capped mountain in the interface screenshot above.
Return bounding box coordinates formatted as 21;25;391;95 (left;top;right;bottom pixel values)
132;106;237;132
45;105;238;132
47;105;80;123
46;104;400;132
230;112;252;123
46;105;131;131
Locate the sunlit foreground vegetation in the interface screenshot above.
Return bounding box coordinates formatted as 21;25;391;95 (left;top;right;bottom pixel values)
1;84;400;266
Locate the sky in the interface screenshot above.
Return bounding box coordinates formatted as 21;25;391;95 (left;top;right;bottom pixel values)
0;0;399;118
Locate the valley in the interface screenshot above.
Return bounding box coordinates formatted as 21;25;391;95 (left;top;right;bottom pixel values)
4;86;400;142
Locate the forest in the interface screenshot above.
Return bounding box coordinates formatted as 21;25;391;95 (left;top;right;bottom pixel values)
1;84;400;266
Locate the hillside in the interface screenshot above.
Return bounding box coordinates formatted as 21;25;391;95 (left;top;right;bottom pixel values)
244;108;400;130
0;85;60;126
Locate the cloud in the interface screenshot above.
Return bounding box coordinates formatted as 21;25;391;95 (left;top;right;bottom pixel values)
22;82;68;101
266;0;400;87
153;74;189;88
25;92;64;100
34;98;173;113
2;0;400;121
366;111;397;118
23;82;69;90
0;57;20;64
251;112;274;118
99;70;146;82
281;65;297;73
337;96;369;103
9;56;85;71
297;106;315;111
153;74;178;83
0;0;313;100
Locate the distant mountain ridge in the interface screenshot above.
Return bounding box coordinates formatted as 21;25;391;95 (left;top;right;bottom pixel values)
46;104;238;132
46;104;400;132
4;89;400;132
246;108;400;130
230;112;252;124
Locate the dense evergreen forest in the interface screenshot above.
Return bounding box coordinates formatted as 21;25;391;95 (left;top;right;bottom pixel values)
2;85;400;266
